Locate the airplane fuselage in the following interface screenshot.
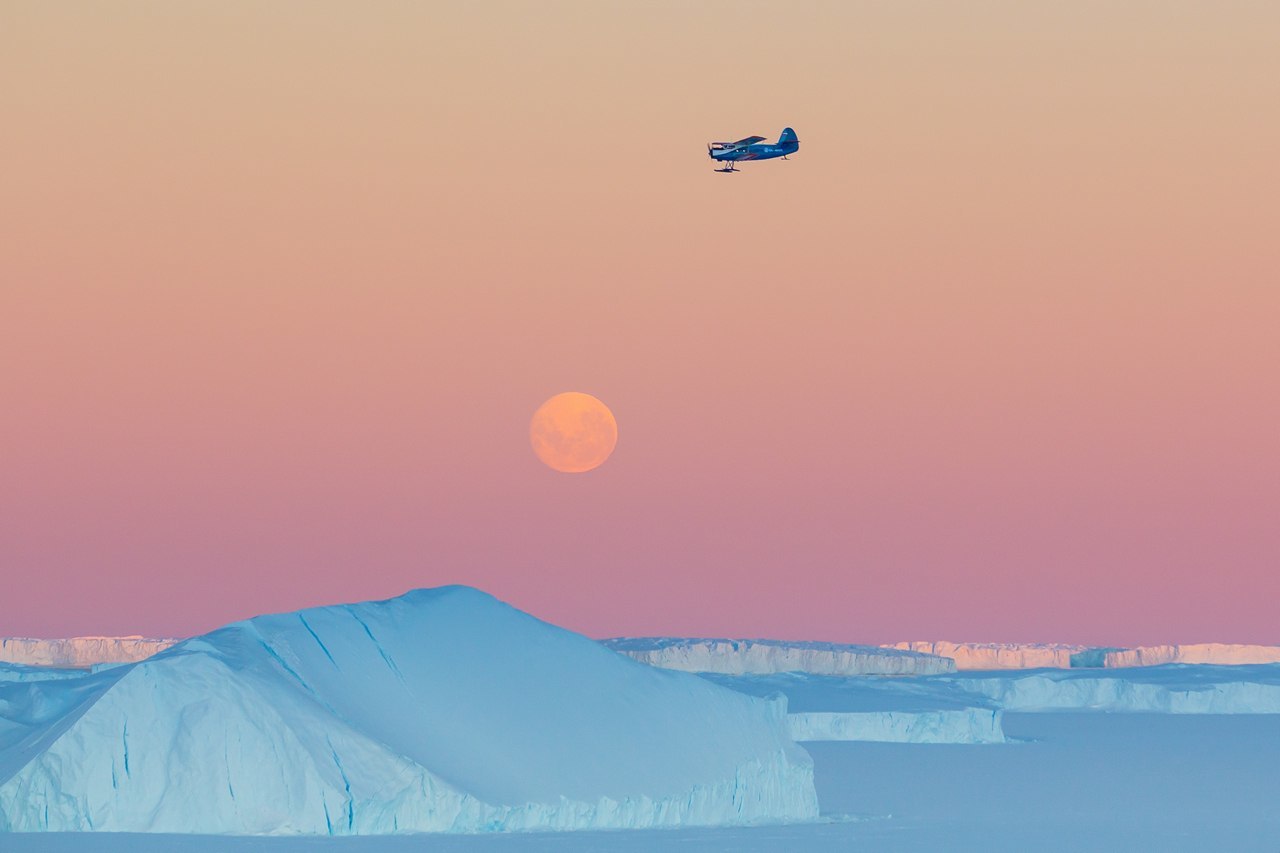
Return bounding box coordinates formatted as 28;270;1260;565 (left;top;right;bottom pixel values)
709;142;797;164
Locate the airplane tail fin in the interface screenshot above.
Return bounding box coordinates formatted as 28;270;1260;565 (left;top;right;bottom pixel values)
779;127;799;146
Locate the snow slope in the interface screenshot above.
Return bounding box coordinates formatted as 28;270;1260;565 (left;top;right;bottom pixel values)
0;587;816;834
604;638;954;676
0;638;175;668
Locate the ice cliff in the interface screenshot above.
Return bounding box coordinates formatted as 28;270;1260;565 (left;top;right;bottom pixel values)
701;673;1009;744
604;638;955;676
13;636;1278;675
788;709;1005;744
614;638;1280;676
0;663;90;683
0;637;176;668
0;587;817;834
1099;644;1280;668
884;642;1280;670
883;642;1088;670
946;666;1280;713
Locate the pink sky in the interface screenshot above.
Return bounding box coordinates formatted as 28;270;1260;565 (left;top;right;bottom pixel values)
2;2;1277;644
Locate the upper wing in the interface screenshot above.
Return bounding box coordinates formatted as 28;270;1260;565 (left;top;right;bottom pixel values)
732;135;767;147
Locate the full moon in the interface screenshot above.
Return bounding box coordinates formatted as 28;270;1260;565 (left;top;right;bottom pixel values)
530;392;618;473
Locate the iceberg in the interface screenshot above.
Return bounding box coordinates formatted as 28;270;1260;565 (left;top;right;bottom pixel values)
705;663;1280;744
701;672;1007;744
1100;644;1280;668
788;709;1005;744
0;587;817;834
707;666;1280;717
0;637;176;668
945;665;1280;713
604;638;954;676
14;635;1279;676
883;641;1088;670
883;641;1280;670
0;663;91;684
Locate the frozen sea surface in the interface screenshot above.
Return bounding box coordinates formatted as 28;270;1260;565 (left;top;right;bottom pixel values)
7;713;1279;852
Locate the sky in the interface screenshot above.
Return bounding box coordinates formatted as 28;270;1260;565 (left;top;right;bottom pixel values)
2;1;1277;644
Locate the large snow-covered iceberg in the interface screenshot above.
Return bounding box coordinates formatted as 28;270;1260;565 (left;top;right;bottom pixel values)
0;587;817;834
604;638;954;676
0;637;175;668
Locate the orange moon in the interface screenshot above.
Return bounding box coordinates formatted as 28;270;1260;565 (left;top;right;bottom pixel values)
530;392;618;473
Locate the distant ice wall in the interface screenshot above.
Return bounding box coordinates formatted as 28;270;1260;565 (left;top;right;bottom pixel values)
788;709;1005;744
0;662;94;683
10;635;1277;676
884;642;1280;670
1101;644;1280;668
948;669;1280;713
883;642;1087;670
0;637;176;668
604;639;955;676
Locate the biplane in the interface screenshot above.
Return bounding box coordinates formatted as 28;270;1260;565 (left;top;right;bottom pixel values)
707;128;799;172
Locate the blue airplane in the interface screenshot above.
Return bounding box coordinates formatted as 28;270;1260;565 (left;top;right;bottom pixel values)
707;127;799;172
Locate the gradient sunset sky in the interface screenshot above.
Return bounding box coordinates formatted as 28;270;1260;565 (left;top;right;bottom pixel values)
2;2;1277;643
